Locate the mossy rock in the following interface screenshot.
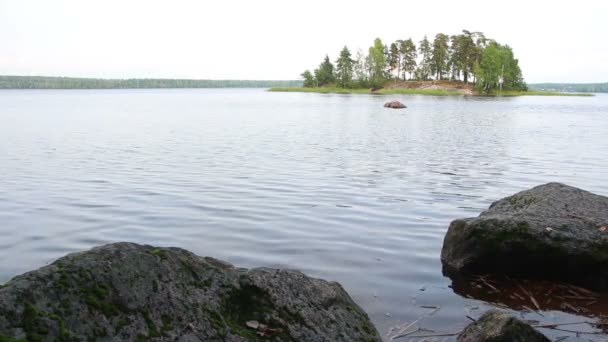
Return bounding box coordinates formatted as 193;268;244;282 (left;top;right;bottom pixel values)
441;183;608;290
0;243;381;341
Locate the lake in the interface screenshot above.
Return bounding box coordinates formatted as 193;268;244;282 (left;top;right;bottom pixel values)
1;89;608;340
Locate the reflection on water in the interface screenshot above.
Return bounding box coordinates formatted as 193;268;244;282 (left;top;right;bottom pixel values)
1;89;608;340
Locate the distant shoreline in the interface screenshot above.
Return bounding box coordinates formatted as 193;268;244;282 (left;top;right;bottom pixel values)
269;86;593;97
0;75;301;89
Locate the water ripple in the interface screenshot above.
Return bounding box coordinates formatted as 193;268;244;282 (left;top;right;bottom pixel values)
1;89;608;339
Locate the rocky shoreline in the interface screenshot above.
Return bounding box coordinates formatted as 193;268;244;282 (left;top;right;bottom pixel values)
2;182;607;341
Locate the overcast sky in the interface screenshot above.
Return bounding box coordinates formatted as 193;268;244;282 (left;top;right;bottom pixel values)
1;0;606;83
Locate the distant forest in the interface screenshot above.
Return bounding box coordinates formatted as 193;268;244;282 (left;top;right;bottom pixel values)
0;76;302;89
528;83;608;93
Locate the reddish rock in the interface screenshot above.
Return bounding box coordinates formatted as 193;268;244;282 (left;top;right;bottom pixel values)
384;101;406;109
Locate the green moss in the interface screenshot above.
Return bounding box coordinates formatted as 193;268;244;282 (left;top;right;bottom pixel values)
200;306;228;338
83;284;123;317
220;284;293;340
0;335;27;342
149;248;168;260
54;270;71;290
21;303;47;342
160;314;174;334
49;313;78;342
507;195;538;209
143;312;161;338
193;278;212;289
115;317;131;333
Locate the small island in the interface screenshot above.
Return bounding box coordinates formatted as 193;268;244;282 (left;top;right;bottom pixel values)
270;30;592;97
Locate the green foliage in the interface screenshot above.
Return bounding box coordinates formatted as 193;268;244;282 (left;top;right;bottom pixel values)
431;33;450;80
0;76;302;89
300;70;315;88
297;30;530;93
387;42;400;80
368;38;388;87
417;36;432;81
400;39;417;81
335;46;355;88
475;41;526;93
314;55;335;86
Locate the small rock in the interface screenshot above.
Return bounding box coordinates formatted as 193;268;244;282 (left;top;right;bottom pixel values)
384;101;406;109
458;310;550;342
246;320;260;329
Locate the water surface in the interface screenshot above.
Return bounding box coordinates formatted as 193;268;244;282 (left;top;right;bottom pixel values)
1;89;608;340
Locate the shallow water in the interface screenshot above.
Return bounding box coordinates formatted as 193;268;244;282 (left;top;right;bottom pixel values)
1;89;608;340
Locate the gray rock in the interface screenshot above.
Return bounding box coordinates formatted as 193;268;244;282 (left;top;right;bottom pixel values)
458;310;549;342
383;101;406;109
0;243;381;341
441;182;608;290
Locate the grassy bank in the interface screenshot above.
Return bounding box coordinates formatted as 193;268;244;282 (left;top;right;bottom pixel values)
268;87;465;96
268;87;593;97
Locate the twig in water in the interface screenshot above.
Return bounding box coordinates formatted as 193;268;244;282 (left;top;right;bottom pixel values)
537;326;605;335
420;305;441;316
533;321;594;328
405;331;461;338
562;302;580;313
389;320;419;340
479;277;499;292
391;327;421;340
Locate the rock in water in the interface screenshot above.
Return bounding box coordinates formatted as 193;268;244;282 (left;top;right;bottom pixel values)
383;101;406;109
441;182;608;290
0;243;381;341
458;310;550;342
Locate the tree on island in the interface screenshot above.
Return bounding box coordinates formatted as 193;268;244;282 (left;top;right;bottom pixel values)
400;39;417;81
299;29;527;93
313;55;335;87
431;33;450;80
300;70;315;88
335;46;355;88
417;36;433;81
475;42;526;92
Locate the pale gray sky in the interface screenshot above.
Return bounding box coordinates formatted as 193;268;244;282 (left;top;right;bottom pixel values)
1;0;606;83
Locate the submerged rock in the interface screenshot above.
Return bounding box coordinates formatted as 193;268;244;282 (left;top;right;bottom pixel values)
0;243;381;341
441;182;608;290
458;310;549;342
383;101;406;109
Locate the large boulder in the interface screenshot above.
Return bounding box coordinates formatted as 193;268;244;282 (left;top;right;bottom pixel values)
0;243;381;341
458;310;549;342
441;182;608;290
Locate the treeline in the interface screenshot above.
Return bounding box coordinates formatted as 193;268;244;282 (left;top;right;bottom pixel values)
528;83;608;93
0;76;302;89
301;30;527;93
